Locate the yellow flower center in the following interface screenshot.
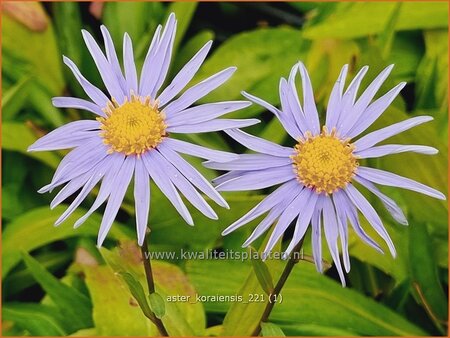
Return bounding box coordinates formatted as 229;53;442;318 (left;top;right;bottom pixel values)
97;95;167;156
291;127;358;194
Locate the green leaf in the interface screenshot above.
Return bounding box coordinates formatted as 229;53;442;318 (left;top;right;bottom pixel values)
409;222;448;330
261;322;285;337
149;292;166;319
187;260;427;336
249;247;274;296
2;122;61;169
21;252;93;331
3;303;67;336
378;2;402;59
28;83;65;127
2;76;30;121
118;272;155;321
2;206;131;278
303;2;448;39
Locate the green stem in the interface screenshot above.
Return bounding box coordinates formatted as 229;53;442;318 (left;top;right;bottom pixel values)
141;233;169;336
252;239;304;336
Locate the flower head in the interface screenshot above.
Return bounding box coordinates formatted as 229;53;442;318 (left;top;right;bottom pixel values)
28;13;257;246
208;62;445;285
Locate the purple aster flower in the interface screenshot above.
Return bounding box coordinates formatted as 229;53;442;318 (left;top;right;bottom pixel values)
28;13;257;246
207;62;446;285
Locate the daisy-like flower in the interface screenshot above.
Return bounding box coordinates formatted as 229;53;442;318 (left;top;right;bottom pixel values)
28;13;257;246
207;62;446;285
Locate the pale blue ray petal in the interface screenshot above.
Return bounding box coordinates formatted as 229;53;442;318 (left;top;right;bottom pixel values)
203;154;292;171
322;195;346;286
28;120;100;152
52;97;105;116
337;190;384;254
279;78;304;137
225;129;293;157
139;25;162;96
335;66;369;132
134;159;150;246
298;62;320;135
212;170;245;186
157;142;228;208
74;153;125;228
311;201;324;273
55;156;113;226
164;67;236;116
63;56;109;107
345;183;396;256
263;187;310;256
154;150;217;219
163;138;238;162
166;101;251;126
167;118;260;133
100;25;127;93
354;175;408;225
354;116;433;151
340;65;394;135
345;82;406;138
326;64;348;130
286;63;310;135
142;150;193;225
216;165;296;192
81;29;125;102
357;166;445;200
222;180;300;235
123;33;138;94
50;170;92;209
284;189;319;255
355;144;438;159
241;91;300;140
97;156;136;246
158;41;212;107
332;191;350;272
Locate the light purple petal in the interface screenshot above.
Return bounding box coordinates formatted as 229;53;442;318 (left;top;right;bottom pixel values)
357;166;445;200
216;166;296;192
212;170;245;186
344;183;396;257
203;154;292;171
164;67;236;116
222;180;301;235
241;91;300;140
52;97;105;116
97;156;135;246
163;138;238;162
279;78;304;138
225;129;293;157
100;25;127;93
139;24;162;97
298;62;320;135
284;189;318;255
263;187;310;255
354;116;433;151
355;144;438;158
142;150;193;225
354;175;408;225
134;159;150;246
157;41;212;107
345;82;406;138
332;191;350;272
157;142;228;208
166;101;251;126
154;150;217;219
167;118;260;134
81;29;125;102
311;201;323;273
123;33;138;94
335;66;369;133
322;195;346;286
63;56;109;107
325;64;348;130
28;120;100;152
286;63;310;135
50;170;92;209
74;153;125;228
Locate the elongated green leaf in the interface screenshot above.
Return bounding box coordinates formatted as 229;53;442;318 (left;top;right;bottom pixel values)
303;2;448;39
3;206;131;278
409;222;448;329
3;303;67;336
118;272;155;321
250;247;274;296
261;322;285;337
2;76;30;121
21;252;93;331
187;260;427;336
149;292;166;319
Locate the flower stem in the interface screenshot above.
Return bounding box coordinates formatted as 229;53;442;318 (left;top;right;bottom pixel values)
141;233;169;336
252;239;305;336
